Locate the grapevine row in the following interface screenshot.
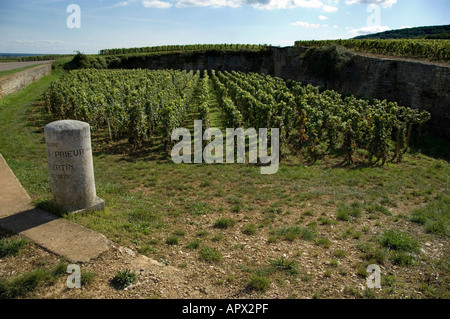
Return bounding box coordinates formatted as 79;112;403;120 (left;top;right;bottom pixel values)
44;69;199;150
100;44;270;56
212;70;430;164
295;39;450;62
197;70;211;129
210;70;243;128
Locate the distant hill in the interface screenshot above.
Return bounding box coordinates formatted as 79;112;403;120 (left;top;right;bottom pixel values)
354;25;450;39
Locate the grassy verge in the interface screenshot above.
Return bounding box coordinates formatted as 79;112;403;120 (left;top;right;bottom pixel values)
0;69;63;199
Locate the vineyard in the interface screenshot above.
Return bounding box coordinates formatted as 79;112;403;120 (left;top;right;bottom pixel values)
2;47;449;300
44;69;430;165
295;39;450;62
99;44;271;56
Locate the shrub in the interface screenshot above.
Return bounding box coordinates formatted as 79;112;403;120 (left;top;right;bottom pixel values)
242;223;257;235
366;203;391;216
299;227;317;241
390;251;417;266
173;229;186;237
111;270;136;289
269;257;299;275
357;243;386;264
165;236;179;245
0;237;28;258
80;270;96;286
336;202;362;221
337;209;350;221
277;226;317;242
247;274;270;292
2;268;47;298
186;240;200;249
333;249;347;259
316;238;332;248
190;202;210;215
378;230;420;253
214;217;236;229
199;247;222;262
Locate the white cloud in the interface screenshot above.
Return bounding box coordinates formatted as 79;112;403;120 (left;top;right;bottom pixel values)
348;25;391;36
175;0;242;8
253;0;323;10
318;15;329;20
273;39;296;46
345;0;397;8
141;0;334;10
114;1;133;7
290;21;322;28
93;0;137;10
322;4;338;12
138;0;340;9
142;0;172;8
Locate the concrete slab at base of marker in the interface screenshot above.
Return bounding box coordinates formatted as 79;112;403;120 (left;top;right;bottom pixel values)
44;120;105;213
0;154;111;263
0;207;112;263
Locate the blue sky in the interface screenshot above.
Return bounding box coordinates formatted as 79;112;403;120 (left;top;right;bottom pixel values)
0;0;449;54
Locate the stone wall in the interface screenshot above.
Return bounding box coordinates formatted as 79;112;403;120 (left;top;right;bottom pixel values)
108;50;274;74
0;63;52;98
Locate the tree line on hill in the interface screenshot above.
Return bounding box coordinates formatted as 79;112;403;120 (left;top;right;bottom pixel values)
354;25;450;40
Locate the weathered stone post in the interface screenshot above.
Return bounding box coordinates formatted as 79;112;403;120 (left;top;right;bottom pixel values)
44;120;105;213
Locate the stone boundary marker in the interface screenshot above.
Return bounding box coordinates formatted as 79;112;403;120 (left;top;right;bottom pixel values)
44;120;105;213
0;153;111;263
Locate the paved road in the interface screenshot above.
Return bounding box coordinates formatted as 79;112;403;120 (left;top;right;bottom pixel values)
0;60;53;72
